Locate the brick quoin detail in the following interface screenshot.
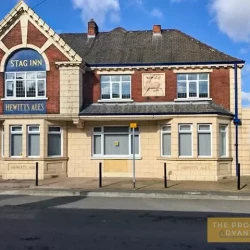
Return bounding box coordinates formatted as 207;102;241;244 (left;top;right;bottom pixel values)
27;21;48;48
210;68;230;110
2;22;22;49
45;44;69;114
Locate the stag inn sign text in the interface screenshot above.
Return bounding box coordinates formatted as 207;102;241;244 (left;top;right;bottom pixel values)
142;73;165;97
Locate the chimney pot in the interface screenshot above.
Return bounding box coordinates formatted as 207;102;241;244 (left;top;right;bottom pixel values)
88;19;98;38
153;24;161;35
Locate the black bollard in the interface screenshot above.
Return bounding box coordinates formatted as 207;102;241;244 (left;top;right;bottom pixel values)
35;162;38;186
237;163;241;190
164;163;167;188
99;162;102;188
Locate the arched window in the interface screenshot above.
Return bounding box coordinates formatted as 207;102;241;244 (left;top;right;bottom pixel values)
5;49;46;99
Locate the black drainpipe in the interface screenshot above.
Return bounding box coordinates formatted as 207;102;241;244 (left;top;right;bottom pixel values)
234;63;241;176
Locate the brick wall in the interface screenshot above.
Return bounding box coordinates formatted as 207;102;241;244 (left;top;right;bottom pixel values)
84;68;230;110
2;22;22;49
27;22;47;48
210;68;230;110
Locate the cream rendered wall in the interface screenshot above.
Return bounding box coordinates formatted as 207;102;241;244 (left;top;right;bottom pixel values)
59;66;84;115
239;109;250;175
67;116;232;181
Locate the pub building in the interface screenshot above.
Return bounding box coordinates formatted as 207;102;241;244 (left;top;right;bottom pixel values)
0;0;249;181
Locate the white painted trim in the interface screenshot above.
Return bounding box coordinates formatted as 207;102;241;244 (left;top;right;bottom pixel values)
0;41;9;53
40;39;52;53
20;14;28;46
1;97;48;101
92;125;141;158
161;124;171;157
178;124;193;157
0;44;50;72
97;70;135;75
174;98;212;102
197;124;212;157
88;64;244;71
173;69;213;73
98;99;134;103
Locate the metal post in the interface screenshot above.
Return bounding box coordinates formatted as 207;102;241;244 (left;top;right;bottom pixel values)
133;127;136;189
164;163;167;188
99;162;102;188
237;163;241;190
234;63;239;177
35;162;38;187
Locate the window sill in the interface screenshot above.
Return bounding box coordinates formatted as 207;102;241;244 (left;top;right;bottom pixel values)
1;97;48;101
98;99;134;103
174;98;212;102
91;156;142;160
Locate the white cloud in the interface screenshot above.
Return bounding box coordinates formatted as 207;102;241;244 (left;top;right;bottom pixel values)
242;91;250;103
209;0;250;42
150;8;163;19
72;0;120;27
239;48;249;54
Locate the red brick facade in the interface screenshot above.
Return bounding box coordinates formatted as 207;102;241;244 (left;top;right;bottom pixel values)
210;68;230;110
27;22;47;48
83;69;230;110
0;21;70;114
2;22;22;49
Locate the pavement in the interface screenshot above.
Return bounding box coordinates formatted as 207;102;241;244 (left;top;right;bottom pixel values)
0;176;249;200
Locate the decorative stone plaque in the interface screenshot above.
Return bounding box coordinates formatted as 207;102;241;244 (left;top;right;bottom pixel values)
142;73;165;97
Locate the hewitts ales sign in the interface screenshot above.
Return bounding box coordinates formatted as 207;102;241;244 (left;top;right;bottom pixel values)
4;100;46;114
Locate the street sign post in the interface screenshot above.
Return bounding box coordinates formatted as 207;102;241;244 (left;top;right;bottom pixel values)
130;123;137;189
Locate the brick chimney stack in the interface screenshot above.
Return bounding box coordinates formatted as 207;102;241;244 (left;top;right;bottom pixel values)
153;24;161;35
88;19;98;38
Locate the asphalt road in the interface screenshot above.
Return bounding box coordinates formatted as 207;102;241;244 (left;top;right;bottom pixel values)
0;195;250;250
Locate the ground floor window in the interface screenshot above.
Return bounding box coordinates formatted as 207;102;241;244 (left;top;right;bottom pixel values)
10;125;22;157
28;125;40;157
161;125;171;156
93;126;140;157
179;124;192;157
198;124;211;157
219;124;227;157
48;126;62;156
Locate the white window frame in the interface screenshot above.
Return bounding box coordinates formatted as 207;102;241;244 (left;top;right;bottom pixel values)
92;126;140;158
177;73;209;99
100;75;131;101
197;124;212;157
178;124;193;157
27;125;40;158
161;125;171;157
10;125;23;158
4;71;46;99
219;124;228;157
48;126;62;157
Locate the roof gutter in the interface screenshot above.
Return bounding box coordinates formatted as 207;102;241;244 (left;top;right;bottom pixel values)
79;112;234;117
87;60;245;68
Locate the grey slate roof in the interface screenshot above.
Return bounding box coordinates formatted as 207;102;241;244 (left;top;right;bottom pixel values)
60;28;243;65
79;102;233;116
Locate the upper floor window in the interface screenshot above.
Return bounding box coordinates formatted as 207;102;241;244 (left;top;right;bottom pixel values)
177;73;209;99
5;49;46;99
101;75;131;100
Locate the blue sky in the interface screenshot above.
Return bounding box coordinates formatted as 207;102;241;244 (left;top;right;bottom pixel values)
2;0;250;106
